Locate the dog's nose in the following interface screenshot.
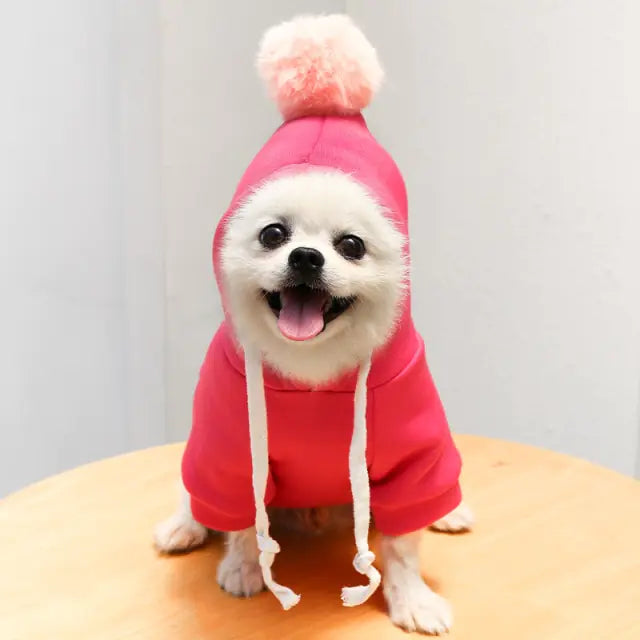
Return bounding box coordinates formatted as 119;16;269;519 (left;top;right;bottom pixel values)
288;247;325;274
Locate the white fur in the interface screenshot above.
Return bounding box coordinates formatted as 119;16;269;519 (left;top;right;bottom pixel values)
381;531;453;635
217;528;264;597
221;170;407;384
154;482;208;553
430;501;475;533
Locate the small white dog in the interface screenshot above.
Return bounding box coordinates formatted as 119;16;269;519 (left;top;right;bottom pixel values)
155;15;473;635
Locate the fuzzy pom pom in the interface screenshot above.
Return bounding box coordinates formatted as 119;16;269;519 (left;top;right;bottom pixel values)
257;14;383;121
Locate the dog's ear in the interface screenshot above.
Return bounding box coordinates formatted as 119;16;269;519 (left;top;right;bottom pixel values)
256;14;383;121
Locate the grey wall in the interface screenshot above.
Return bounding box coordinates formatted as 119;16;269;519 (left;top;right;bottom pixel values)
0;1;166;496
2;1;638;496
349;0;640;474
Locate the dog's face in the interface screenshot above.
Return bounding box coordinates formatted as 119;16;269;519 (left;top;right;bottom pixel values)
221;171;407;384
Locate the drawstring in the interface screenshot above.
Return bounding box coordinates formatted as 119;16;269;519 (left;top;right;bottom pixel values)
341;354;381;606
244;344;379;609
244;343;300;610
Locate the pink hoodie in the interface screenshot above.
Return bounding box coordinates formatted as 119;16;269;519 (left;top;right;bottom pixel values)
182;114;462;538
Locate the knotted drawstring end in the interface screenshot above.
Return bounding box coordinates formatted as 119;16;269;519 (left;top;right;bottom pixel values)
341;549;381;607
256;532;301;610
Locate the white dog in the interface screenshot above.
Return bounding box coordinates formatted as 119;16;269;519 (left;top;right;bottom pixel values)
155;15;473;635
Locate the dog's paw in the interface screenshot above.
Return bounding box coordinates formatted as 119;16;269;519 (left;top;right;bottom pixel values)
216;552;264;597
385;579;453;635
154;513;208;553
430;502;474;533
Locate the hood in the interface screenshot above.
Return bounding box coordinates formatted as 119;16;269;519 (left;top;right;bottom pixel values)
213;113;409;288
213;114;417;392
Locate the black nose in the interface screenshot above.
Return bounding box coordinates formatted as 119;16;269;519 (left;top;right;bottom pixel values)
288;247;325;274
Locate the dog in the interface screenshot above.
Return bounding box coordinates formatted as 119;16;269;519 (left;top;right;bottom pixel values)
154;14;473;635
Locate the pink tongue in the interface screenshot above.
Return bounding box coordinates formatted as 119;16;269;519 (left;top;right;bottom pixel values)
277;289;327;341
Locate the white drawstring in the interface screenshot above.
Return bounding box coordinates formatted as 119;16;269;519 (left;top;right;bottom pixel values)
244;343;301;610
341;355;381;606
244;344;378;609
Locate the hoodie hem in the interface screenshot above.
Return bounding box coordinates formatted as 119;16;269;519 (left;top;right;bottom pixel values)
372;483;462;536
190;497;256;533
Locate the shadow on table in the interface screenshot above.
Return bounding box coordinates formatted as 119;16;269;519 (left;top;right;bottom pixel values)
158;528;445;639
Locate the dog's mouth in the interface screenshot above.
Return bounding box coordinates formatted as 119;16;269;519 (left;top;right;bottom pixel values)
263;284;356;341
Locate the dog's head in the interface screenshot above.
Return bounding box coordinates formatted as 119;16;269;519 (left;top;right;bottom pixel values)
220;170;407;384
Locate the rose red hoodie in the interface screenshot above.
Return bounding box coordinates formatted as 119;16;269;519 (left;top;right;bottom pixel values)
181;16;462;610
183;113;462;533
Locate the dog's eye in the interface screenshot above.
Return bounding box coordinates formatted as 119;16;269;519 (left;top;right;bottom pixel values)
259;223;289;250
335;234;366;260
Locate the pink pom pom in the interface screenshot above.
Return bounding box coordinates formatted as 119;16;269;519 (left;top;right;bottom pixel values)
257;15;384;121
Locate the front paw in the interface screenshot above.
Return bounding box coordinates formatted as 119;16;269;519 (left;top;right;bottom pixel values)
385;578;453;635
154;513;208;553
216;552;264;598
430;502;474;533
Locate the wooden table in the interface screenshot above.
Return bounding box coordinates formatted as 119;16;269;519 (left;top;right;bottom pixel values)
1;435;638;639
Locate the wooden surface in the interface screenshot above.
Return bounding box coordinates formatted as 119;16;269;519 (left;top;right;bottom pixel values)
0;435;638;640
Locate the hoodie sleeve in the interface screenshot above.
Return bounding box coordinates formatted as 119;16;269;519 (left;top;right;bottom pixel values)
369;341;462;536
181;326;275;532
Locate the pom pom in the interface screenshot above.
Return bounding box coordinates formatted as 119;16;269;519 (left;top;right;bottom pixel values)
257;14;384;121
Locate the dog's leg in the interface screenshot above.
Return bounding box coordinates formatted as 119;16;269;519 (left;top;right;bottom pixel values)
216;528;265;597
429;501;475;533
154;481;208;552
381;530;452;635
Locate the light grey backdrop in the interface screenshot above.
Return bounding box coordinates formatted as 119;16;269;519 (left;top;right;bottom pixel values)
1;1;639;496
